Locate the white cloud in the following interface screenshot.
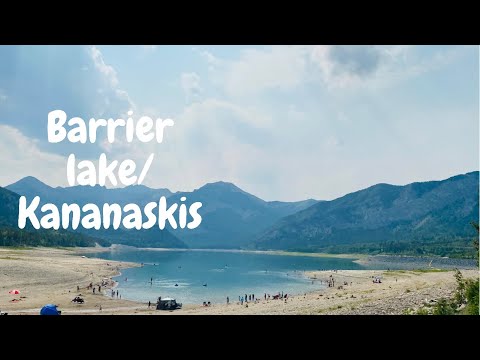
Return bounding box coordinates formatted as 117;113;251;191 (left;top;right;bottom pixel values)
198;45;391;95
309;45;470;90
180;72;202;103
97;97;274;193
222;46;308;96
87;46;136;117
199;45;462;95
154;99;272;192
196;49;221;72
197;49;218;65
89;46;119;87
0;125;68;187
142;45;158;51
180;98;272;128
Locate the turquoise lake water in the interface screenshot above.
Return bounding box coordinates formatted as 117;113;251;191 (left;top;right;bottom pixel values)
93;250;367;304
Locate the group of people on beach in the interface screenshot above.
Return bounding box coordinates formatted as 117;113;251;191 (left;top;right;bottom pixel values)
81;280;121;299
266;292;288;301
85;282;101;294
233;292;290;306
238;293;256;305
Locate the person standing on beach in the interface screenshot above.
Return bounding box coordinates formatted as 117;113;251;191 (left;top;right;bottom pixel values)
93;287;95;294
148;301;151;308
116;290;119;297
241;297;244;305
227;296;229;305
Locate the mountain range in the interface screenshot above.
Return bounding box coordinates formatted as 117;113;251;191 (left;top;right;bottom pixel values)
167;181;317;248
253;171;479;257
7;176;173;207
4;177;184;248
4;177;317;249
0;186;103;247
2;171;478;257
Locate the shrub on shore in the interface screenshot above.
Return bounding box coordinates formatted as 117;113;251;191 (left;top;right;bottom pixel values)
408;269;479;315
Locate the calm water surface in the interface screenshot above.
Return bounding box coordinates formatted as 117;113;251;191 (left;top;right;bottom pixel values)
94;250;365;304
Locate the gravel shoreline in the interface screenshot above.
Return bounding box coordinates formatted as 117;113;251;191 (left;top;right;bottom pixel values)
356;255;477;270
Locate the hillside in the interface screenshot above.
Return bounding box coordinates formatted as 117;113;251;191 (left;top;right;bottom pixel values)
0;187;104;247
253;172;479;257
168;182;318;248
5;178;186;249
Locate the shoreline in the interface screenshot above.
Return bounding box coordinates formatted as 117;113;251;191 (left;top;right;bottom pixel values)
0;247;146;315
176;268;478;315
1;247;477;315
74;245;365;260
74;245;478;268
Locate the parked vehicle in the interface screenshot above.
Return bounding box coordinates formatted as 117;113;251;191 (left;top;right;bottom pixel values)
156;297;182;310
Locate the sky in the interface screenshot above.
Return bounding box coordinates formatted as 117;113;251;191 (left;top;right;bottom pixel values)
0;45;478;201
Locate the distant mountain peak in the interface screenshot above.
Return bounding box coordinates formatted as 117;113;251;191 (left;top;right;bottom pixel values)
209;181;236;187
8;176;51;189
200;181;243;192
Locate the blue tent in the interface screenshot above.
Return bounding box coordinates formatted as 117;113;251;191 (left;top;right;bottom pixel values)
40;304;61;315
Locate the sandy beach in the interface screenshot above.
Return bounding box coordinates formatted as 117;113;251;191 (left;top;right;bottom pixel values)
1;247;477;315
0;247;144;314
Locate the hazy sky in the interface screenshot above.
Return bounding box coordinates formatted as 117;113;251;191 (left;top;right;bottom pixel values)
0;45;478;201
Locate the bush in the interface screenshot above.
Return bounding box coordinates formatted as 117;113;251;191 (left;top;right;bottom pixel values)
415;308;430;315
411;269;478;315
432;298;456;315
453;269;479;315
464;278;479;315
